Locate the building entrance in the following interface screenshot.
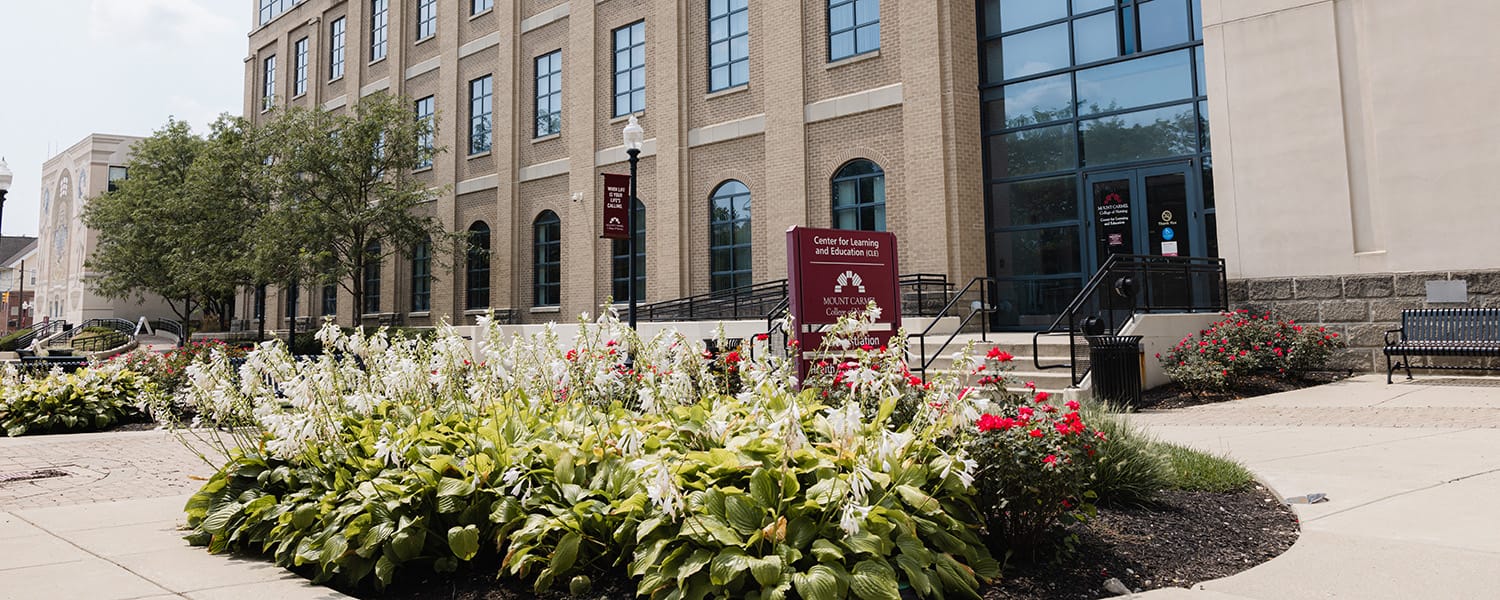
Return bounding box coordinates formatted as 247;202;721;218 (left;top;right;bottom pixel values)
1086;162;1204;267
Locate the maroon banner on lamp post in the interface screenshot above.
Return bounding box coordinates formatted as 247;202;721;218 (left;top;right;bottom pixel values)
601;173;632;240
785;226;902;383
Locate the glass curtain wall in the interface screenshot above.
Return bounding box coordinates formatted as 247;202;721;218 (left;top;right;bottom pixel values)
979;0;1210;329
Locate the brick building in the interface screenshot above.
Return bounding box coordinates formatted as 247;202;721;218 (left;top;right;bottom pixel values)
243;0;983;329
242;1;1500;371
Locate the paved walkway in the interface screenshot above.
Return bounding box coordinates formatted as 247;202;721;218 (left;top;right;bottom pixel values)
0;430;350;599
1135;374;1500;599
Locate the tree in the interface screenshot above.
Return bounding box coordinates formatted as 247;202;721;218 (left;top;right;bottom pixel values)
83;119;221;338
258;92;451;326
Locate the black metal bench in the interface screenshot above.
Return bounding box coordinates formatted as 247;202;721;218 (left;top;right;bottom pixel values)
1385;308;1500;383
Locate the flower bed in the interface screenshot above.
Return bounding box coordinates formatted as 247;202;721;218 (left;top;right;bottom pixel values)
1158;310;1346;395
0;365;150;436
167;308;1132;599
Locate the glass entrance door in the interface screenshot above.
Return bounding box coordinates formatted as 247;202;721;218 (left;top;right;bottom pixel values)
1086;162;1199;265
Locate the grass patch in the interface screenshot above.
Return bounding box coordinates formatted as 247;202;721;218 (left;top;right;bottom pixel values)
1156;442;1255;493
1082;403;1256;503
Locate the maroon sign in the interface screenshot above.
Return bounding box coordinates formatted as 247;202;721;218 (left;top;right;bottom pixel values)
601;173;632;240
786;227;901;381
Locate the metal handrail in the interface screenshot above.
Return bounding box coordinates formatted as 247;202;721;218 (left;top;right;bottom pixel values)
15;320;69;350
42;318;137;351
906;277;996;374
1032;254;1228;386
149;319;186;346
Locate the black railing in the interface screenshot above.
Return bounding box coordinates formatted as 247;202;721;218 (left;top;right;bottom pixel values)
74;331;131;353
46;318;137;353
641;279;791;322
150;319;186;346
1032;255;1228;386
643;274;954;323
14;320;69;350
907;277;997;374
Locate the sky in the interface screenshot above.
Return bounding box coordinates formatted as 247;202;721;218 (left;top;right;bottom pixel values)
0;0;247;237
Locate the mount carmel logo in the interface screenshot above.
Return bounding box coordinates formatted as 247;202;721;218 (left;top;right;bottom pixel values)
833;270;866;294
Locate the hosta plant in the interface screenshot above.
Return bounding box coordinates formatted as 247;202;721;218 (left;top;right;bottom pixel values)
0;365;149;436
173;308;1031;597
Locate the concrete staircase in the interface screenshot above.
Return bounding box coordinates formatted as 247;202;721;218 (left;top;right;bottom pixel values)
908;331;1088;400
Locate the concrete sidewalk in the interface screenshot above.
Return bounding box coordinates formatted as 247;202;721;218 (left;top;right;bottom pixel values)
0;430;350;600
1134;375;1500;600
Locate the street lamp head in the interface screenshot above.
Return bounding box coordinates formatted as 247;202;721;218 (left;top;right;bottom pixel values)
0;157;12;192
622;115;644;151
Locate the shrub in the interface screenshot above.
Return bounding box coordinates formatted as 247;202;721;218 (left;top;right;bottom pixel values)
177;311;1003;597
967;348;1106;554
1079;404;1169;508
0;329;27;351
0;367;149;436
1156;443;1254;493
1158;310;1346;393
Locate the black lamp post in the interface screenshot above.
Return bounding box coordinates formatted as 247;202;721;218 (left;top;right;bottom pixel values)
621;115;644;332
0;157;12;236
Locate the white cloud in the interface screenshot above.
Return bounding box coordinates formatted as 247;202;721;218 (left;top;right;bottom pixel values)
89;0;239;48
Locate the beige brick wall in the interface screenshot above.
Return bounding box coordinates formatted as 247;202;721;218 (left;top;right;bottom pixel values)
244;0;986;331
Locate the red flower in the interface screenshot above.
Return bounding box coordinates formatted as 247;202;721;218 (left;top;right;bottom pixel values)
860;344;874;351
755;333;769;341
1055;422;1070;435
1066;400;1080;410
1034;391;1051;403
978;414;1004;432
1094;430;1107;441
986;347;1015;362
1043;454;1059;466
1028;428;1045;438
725;350;741;364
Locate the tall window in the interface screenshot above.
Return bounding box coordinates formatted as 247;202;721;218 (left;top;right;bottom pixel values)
415;96;435;169
370;0;389;62
330;17;347;79
611;200;645;302
612;21;646;117
533;212;561;307
262;55;276;110
322;284;337;316
709;181;752;292
363;241;382;314
828;0;880;61
411;237;432;312
466;222;491;309
708;0;749;91
416;0;437;40
285;283;300;320
107;166;128;192
831;159;885;231
535;51;562;137
472;0;493;15
258;0;301;26
293;37;309;96
470;75;493;154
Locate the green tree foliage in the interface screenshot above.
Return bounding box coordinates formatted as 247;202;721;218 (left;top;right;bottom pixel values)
258;92;451;325
83;119;218;335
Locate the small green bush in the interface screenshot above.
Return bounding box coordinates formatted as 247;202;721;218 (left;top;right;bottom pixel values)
1081;404;1169;507
1159;310;1346;394
0;329;26;351
0;369;148;436
1156;443;1254;493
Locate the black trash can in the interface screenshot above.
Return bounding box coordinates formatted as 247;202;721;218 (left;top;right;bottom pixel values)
1087;335;1143;407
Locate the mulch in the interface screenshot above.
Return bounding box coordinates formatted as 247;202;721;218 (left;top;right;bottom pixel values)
983;485;1298;599
1135;371;1351;410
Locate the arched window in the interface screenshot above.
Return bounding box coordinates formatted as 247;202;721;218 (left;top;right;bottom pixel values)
534;211;561;307
466;222;491;309
831;159;886;231
363;241;382;314
611;200;645;302
411;236;432;312
709;181;752;292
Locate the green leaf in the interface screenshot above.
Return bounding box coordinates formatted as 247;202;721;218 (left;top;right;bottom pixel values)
792;565;843;600
201;501;244;534
569;575;592;596
725;495;765;534
850;559;901;600
374;555;396;588
750;468;779;507
895;485;941;516
811;539;844;562
389;525;424;561
678;549;712;583
709;547;753;587
447;525;480;561
681;515;742;546
894;554;933;598
750;555;784;587
550;531;582;575
291;504;317;530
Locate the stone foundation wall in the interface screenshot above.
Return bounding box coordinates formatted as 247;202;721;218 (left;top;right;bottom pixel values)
1228;270;1500;373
